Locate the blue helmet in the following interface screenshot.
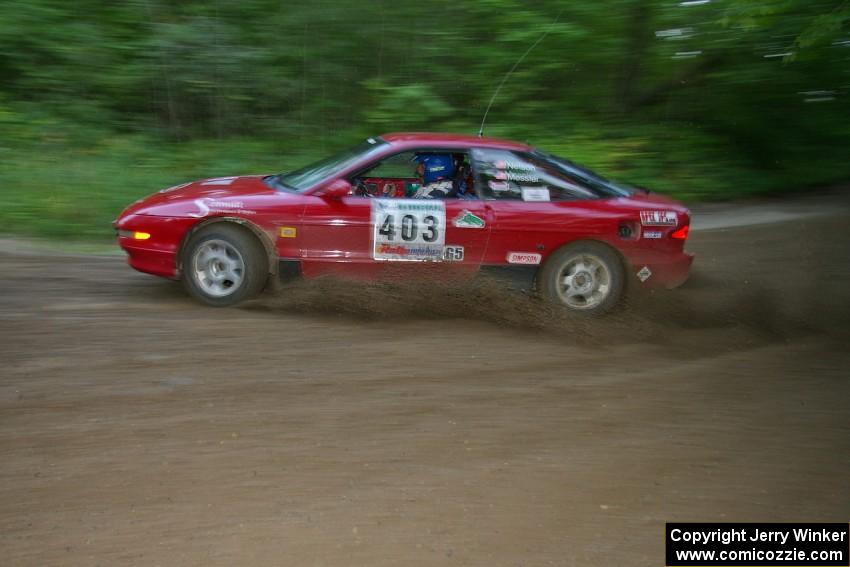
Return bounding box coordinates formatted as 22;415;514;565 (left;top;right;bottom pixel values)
415;154;455;185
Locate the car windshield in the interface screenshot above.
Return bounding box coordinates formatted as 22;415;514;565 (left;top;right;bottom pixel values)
274;138;389;191
533;150;636;198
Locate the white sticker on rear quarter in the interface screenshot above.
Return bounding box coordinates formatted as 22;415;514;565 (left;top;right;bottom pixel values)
521;187;550;202
507;252;542;265
637;266;652;282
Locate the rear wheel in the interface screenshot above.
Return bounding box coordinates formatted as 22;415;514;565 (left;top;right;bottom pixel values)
182;224;268;306
538;241;625;316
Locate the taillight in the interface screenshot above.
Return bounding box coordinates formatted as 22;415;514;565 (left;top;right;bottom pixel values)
670;224;689;240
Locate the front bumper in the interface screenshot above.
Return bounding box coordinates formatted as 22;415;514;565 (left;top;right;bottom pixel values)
114;214;195;279
118;238;179;279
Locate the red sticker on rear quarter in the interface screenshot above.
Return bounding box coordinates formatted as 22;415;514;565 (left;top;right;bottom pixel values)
506;252;542;265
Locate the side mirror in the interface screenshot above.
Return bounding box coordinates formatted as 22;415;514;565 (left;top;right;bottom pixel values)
321;179;352;199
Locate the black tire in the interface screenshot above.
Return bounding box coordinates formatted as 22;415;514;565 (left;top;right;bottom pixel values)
181;224;269;307
538;241;625;316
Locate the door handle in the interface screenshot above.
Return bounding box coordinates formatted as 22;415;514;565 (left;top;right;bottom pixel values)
484;204;496;223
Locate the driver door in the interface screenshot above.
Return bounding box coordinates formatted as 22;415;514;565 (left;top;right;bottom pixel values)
299;191;381;279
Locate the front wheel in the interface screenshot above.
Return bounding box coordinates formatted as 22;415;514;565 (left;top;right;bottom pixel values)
182;224;268;307
538;241;625;316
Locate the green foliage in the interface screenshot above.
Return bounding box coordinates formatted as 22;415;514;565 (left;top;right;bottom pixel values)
0;0;848;240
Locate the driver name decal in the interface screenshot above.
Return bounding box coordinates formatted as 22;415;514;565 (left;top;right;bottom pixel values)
372;199;445;261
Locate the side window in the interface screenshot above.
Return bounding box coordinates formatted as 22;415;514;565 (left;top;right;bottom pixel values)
352;149;476;200
362;151;418;179
350;151;419;198
472;149;597;201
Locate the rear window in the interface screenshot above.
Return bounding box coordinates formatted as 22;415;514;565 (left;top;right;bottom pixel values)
532;150;636;198
471;149;598;201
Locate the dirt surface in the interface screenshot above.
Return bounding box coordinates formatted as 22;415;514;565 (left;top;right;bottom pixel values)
2;195;850;566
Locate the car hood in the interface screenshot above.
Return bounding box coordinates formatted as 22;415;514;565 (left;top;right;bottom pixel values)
119;175;285;217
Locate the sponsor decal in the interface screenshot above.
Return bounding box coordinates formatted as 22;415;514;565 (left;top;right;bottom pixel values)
637;266;652;282
506;252;542;265
372;199;446;261
452;210;486;229
521;187;550;202
488;180;510;192
443;245;464;261
201;176;237;186
376;243;442;258
188;198;256;218
640;210;678;226
642;230;663;239
278;226;297;238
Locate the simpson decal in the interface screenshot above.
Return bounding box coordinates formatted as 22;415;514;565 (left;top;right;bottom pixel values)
640;210;678;226
506;252;542;265
452;210;486;229
372;199;445;261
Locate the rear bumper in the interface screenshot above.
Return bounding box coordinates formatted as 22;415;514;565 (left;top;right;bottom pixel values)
628;251;693;289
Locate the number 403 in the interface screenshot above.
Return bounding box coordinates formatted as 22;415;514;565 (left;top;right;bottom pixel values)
379;214;439;242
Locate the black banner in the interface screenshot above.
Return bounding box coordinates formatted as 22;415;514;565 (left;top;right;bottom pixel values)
666;523;849;566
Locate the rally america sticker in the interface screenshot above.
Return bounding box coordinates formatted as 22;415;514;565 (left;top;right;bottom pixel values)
640;210;678;226
506;252;542;265
452;210;485;229
372;199;445;261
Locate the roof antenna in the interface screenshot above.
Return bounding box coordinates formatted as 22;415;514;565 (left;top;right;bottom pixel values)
478;11;563;138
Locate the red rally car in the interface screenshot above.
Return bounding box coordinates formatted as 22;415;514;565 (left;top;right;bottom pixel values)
115;132;693;315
